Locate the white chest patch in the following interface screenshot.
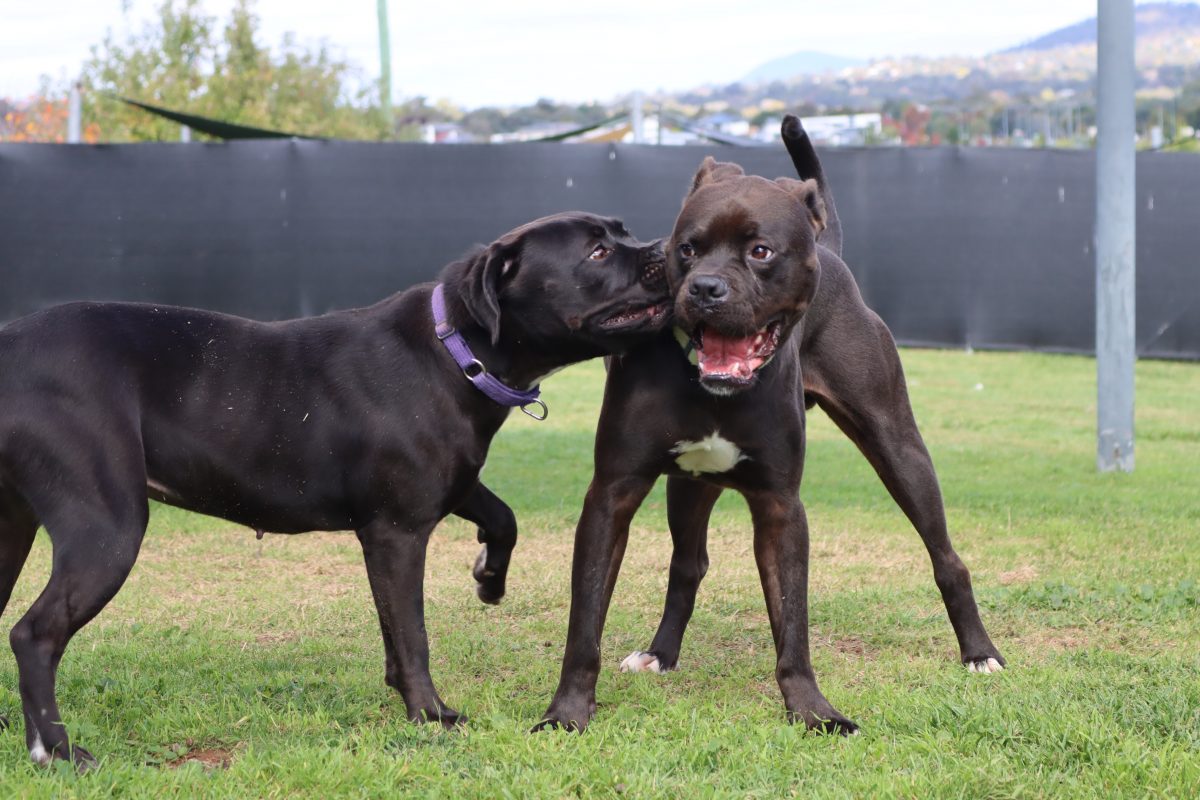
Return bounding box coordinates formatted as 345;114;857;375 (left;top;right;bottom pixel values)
672;432;747;476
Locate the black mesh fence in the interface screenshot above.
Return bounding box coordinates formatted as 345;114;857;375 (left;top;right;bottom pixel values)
0;142;1195;358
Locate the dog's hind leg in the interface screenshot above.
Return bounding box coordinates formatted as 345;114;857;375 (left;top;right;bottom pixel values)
455;483;518;605
0;489;39;731
0;488;39;620
621;477;722;675
804;313;1004;673
9;479;148;771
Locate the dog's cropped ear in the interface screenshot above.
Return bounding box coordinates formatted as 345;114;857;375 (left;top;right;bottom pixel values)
687;156;745;198
776;177;827;237
463;236;521;345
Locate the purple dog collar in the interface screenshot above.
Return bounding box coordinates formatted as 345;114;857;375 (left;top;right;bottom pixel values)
431;284;548;420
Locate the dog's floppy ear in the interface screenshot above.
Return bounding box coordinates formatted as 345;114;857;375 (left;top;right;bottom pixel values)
687;156;745;198
776;177;827;236
463;235;521;345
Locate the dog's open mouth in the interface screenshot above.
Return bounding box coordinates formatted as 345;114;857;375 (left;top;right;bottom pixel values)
599;300;671;331
692;319;783;385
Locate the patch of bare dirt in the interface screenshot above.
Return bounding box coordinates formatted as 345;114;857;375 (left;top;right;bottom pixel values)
254;631;299;645
832;635;868;658
165;746;234;770
998;565;1039;585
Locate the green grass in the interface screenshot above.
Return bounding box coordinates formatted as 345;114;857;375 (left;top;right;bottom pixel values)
1;349;1198;798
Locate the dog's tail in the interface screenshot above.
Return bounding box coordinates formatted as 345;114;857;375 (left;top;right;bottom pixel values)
781;115;842;258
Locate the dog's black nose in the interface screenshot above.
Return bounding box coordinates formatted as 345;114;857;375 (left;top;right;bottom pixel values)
689;275;729;305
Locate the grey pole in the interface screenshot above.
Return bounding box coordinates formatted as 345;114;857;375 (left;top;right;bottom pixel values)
1095;0;1136;472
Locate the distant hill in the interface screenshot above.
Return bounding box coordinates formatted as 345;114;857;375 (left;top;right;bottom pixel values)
742;51;863;83
1004;1;1200;52
653;1;1200;118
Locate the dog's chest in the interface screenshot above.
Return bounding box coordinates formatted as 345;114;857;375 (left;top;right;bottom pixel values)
669;430;748;476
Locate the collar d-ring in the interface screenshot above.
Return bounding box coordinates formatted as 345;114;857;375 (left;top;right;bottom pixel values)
521;399;549;421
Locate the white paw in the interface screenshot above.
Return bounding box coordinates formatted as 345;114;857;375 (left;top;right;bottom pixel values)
620;651;665;674
967;657;1004;674
29;732;50;766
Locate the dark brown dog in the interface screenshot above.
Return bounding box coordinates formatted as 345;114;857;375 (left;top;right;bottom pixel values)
0;211;669;769
536;118;1004;734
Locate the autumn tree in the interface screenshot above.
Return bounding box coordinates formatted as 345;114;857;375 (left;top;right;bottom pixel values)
80;0;391;141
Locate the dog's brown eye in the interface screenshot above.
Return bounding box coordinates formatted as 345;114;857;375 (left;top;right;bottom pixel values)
679;243;695;259
589;244;612;261
750;245;774;261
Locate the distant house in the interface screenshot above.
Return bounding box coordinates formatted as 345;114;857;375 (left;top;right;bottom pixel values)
421;123;470;143
696;112;752;138
758;113;883;146
489;123;578;143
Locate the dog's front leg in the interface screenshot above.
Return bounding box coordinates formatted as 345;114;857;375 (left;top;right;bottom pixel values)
454;482;518;605
745;490;858;734
356;519;463;728
534;474;654;732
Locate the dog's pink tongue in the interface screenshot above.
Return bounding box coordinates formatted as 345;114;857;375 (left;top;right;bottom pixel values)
697;330;757;379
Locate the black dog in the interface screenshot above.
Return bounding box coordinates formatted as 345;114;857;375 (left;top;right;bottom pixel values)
0;211;669;768
537;119;1004;734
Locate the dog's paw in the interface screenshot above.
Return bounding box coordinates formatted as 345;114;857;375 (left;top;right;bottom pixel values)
28;733;50;767
532;696;596;733
966;657;1005;674
472;546;506;605
29;733;98;773
619;651;666;674
409;706;468;730
812;716;859;736
788;709;859;736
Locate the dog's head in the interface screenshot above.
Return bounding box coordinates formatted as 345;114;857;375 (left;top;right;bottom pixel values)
454;212;671;356
668;157;825;395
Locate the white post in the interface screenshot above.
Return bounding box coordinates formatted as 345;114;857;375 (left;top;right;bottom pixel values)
67;82;81;143
631;91;645;144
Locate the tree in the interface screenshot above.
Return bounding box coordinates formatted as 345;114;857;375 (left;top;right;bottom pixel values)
1;95;101;143
79;0;391;141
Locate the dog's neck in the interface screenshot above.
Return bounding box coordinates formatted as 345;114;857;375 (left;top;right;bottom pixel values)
437;284;569;392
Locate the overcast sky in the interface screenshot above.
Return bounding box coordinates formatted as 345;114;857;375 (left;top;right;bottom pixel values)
0;1;1179;107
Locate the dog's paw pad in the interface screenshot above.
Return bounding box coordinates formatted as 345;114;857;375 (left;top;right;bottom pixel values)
966;657;1004;674
619;651;665;674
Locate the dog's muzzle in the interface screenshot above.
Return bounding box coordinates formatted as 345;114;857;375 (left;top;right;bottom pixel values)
639;253;668;293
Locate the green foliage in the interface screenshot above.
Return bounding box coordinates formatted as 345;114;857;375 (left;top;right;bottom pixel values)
80;0;390;141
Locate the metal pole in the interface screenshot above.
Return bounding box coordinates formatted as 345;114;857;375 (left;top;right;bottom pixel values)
67;82;81;143
377;0;393;122
1095;0;1136;472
